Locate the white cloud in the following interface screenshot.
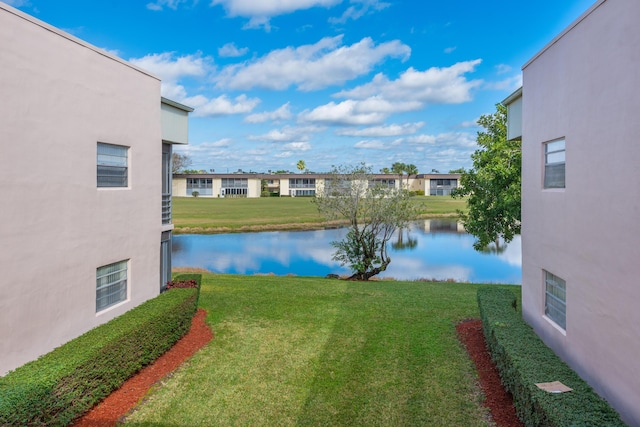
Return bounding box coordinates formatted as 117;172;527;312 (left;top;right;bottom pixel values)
4;0;29;6
337;121;424;137
299;99;388;126
275;151;294;158
405;132;477;148
444;46;456;54
329;0;390;24
186;94;261;117
245;103;292;123
100;47;121;57
129;52;210;82
299;97;420;126
174;138;234;159
211;0;342;29
250;125;321;142
283;142;312;151
129;52;260;117
495;63;512;74
218;42;249;58
216;35;410;91
460;118;480;128
146;0;191;11
484;74;522;91
335;59;483;105
354;140;388;149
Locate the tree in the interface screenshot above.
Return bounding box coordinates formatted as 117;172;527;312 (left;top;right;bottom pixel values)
172;152;192;174
404;163;418;186
452;104;521;250
391;162;406;189
449;167;465;174
297;159;306;173
314;164;418;280
387;162;418;189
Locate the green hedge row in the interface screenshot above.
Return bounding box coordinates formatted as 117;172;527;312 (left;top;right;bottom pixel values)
0;274;201;426
477;287;625;426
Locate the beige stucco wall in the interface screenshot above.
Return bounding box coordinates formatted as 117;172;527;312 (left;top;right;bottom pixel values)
0;5;163;375
173;176;188;197
247;178;262;198
521;0;640;424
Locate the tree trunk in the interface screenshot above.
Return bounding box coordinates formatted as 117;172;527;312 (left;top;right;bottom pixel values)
347;260;390;281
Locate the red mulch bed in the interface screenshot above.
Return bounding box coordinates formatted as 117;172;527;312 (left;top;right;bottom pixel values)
457;318;524;427
71;309;213;427
71;312;521;427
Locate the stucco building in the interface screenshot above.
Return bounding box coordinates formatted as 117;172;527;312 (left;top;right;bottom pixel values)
505;0;640;424
173;173;460;198
0;4;191;375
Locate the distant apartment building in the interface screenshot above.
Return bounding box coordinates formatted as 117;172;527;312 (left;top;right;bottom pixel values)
0;4;191;375
504;0;640;424
173;173;460;198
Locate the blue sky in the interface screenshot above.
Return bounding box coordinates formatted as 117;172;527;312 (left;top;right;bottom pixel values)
9;0;595;174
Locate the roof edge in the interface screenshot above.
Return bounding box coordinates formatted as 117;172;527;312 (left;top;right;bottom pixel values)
161;97;194;112
523;0;607;69
0;2;160;81
502;87;522;105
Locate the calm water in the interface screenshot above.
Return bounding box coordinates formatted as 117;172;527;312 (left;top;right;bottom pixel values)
172;219;521;284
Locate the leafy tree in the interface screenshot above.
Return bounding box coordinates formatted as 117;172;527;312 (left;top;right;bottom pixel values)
172;152;192;174
452;104;521;250
380;167;391;174
449;167;465;174
297;159;306;173
314;164;418;280
388;162;418;189
391;162;406;188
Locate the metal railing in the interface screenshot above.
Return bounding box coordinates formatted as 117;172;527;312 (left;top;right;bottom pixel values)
162;193;171;224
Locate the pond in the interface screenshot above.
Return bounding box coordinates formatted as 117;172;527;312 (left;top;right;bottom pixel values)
172;219;521;284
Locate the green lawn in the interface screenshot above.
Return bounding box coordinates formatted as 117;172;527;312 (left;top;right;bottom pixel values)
124;275;518;426
172;196;467;233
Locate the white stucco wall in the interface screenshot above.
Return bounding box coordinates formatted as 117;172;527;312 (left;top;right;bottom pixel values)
0;5;163;375
521;0;640;424
161;98;192;145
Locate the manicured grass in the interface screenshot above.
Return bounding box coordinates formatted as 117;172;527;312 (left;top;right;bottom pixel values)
172;196;467;233
124;275;517;426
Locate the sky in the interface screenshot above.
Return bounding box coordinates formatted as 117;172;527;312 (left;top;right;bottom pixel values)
8;0;596;174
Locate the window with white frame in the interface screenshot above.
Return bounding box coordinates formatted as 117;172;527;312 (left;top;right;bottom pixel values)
544;270;566;329
97;142;128;187
544;139;565;189
96;260;128;312
187;178;213;196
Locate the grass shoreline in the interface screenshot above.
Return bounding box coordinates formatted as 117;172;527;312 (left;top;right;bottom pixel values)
172;196;465;234
173;213;461;234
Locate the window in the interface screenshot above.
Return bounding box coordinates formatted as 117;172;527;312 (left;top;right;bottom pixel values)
187;178;213;196
544;270;566;329
289;178;315;188
96;260;128;312
97;143;128;187
162;144;171;223
369;179;395;188
160;232;171;291
544;139;565;188
221;178;248;197
430;179;458;195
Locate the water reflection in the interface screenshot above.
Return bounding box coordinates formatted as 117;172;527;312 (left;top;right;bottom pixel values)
172;219;521;284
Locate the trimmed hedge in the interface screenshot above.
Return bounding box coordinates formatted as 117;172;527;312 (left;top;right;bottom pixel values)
477;287;625;426
0;274;201;426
